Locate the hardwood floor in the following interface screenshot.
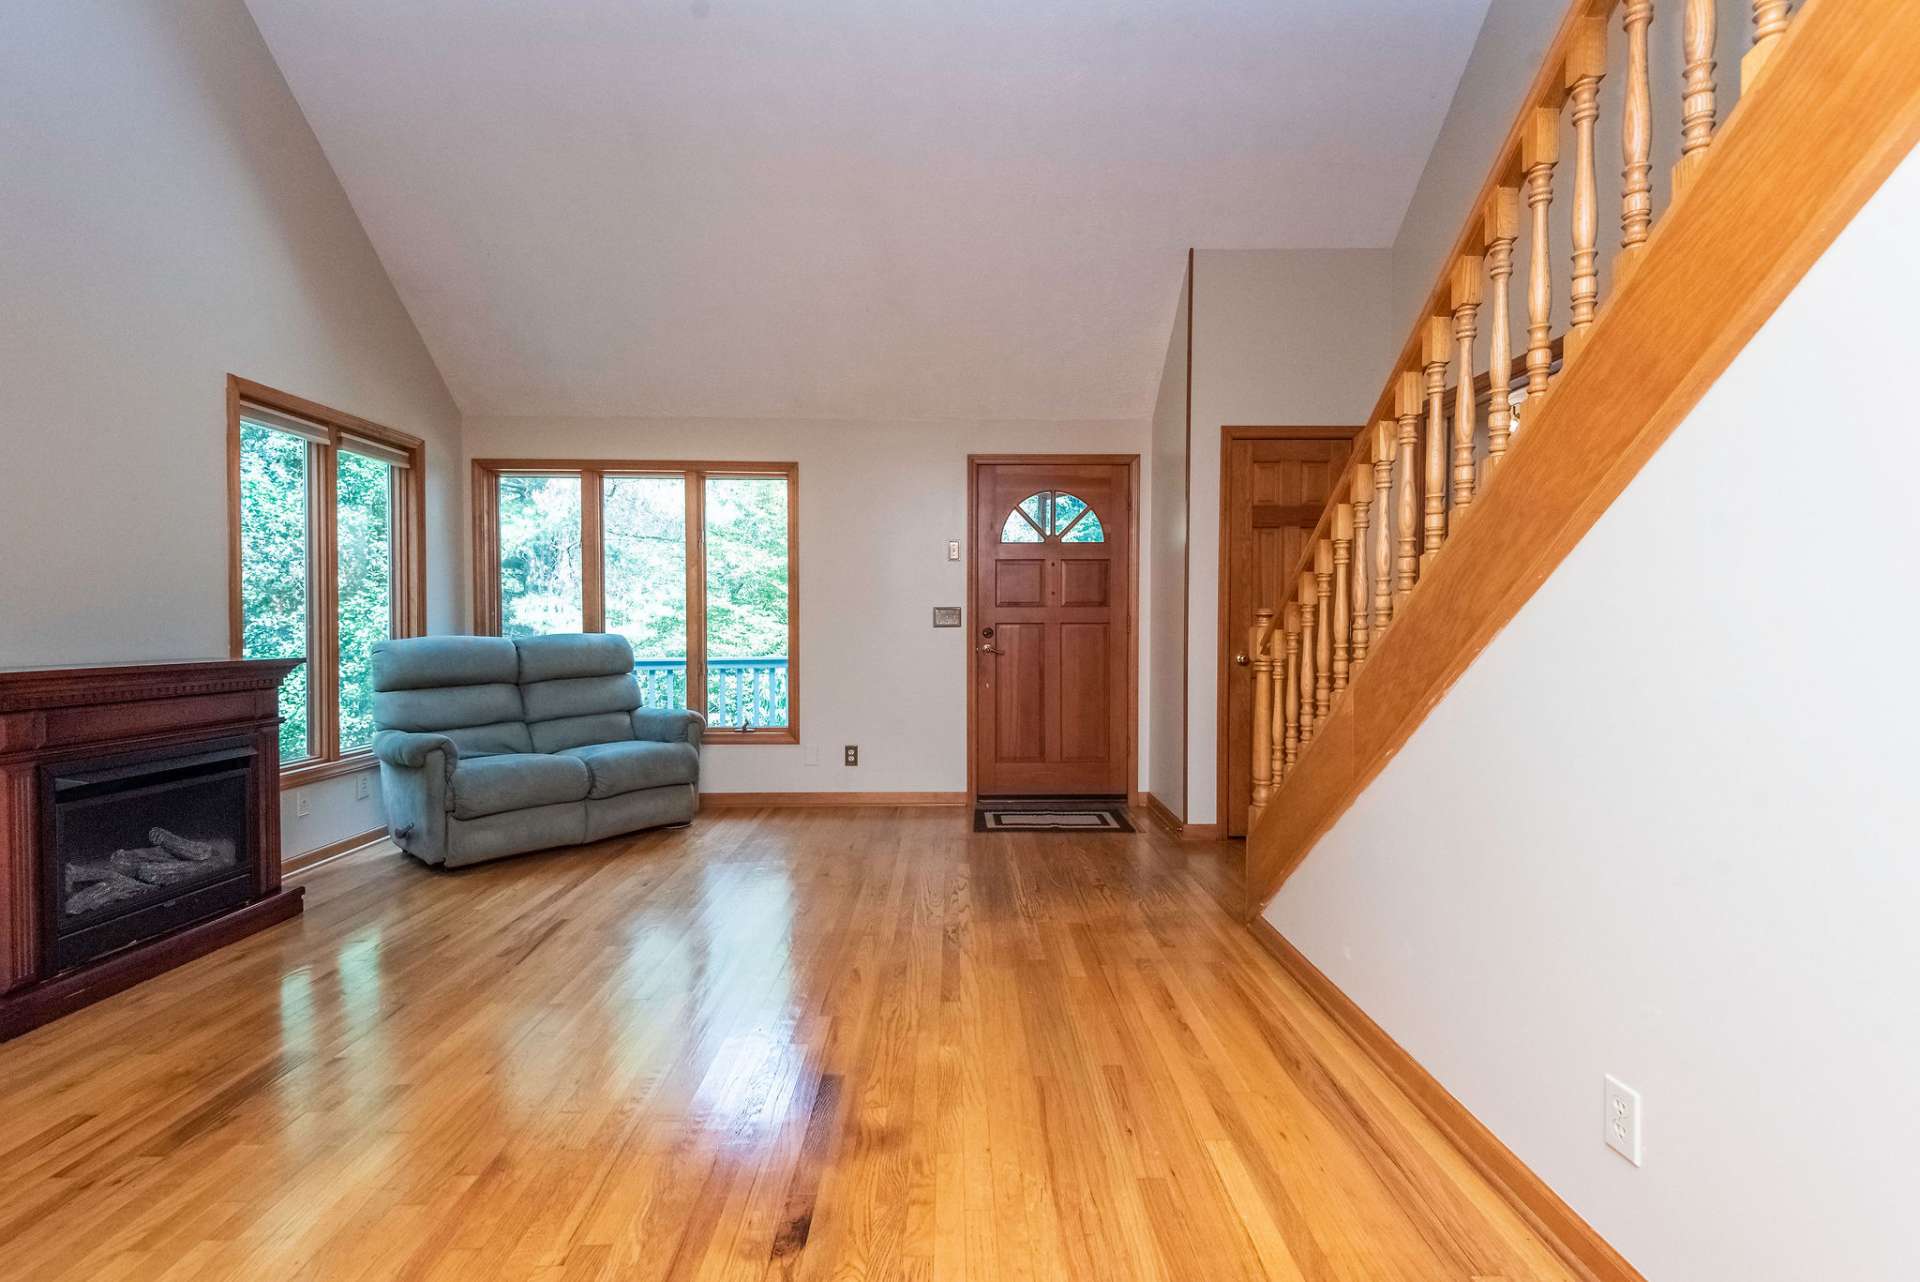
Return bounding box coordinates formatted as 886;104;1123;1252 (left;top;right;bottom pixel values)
0;809;1578;1281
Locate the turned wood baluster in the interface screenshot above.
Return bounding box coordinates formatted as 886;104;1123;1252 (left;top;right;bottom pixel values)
1450;258;1482;511
1281;603;1301;774
1744;0;1790;89
1484;188;1519;468
1296;572;1318;746
1394;372;1422;607
1331;504;1352;696
1268;634;1287;791
1349;462;1371;671
1370;421;1394;635
1620;1;1655;271
1313;541;1333;722
1674;0;1717;196
1522;108;1559;399
1249;609;1275;825
1421;318;1450;565
1566;19;1608;343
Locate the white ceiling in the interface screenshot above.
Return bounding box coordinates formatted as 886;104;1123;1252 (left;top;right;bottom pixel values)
246;0;1490;421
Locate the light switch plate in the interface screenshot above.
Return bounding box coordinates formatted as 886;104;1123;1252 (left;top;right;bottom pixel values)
947;540;961;561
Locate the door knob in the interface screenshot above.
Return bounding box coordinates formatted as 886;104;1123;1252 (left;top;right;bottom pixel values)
981;642;1004;655
1234;652;1250;666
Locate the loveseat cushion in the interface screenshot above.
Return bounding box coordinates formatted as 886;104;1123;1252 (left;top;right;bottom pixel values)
559;740;700;798
516;633;636;683
448;753;591;820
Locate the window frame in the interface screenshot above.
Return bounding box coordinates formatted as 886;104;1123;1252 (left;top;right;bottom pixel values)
226;375;428;785
471;458;800;746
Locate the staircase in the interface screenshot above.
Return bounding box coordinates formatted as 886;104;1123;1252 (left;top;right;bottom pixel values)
1243;0;1920;916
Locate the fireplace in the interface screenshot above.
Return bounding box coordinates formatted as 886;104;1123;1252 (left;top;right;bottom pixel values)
0;658;304;1041
43;740;257;972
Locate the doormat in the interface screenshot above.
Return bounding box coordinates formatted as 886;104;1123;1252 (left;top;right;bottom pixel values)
973;801;1134;833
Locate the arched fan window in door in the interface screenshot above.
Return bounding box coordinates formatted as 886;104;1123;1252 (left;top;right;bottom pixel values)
998;491;1106;544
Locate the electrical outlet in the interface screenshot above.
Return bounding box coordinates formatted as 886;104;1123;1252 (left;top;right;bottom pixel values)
294;790;312;818
1604;1075;1642;1166
354;773;370;800
843;745;858;767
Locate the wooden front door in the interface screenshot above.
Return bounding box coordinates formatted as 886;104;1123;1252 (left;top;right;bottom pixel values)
1221;429;1355;835
971;460;1133;798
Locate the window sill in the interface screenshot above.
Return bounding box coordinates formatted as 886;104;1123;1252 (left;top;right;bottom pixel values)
705;729;799;747
280;751;377;788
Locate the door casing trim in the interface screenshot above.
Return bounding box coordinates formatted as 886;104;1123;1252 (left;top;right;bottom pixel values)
1215;426;1362;834
966;454;1141;803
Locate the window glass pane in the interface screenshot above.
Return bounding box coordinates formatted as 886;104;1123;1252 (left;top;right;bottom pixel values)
1051;492;1089;536
704;475;790;729
604;475;688;709
1060;507;1105;543
336;450;394;751
498;475;583;638
238;421;312;762
999;510;1043;543
1019;492;1050;532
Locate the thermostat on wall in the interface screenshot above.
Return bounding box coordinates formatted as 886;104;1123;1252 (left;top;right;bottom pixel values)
932;607;962;627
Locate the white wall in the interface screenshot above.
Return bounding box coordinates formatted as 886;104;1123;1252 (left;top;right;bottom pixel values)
1182;250;1393;824
1146;264;1191;816
463;417;1152;796
1;0;464;856
1267;147;1920;1281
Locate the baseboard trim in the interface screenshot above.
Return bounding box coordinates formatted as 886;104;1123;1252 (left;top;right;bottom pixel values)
1247;918;1644;1282
1142;792;1225;842
283;826;389;878
699;791;969;808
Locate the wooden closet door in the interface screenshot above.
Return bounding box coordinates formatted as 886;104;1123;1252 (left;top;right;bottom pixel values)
1222;432;1353;834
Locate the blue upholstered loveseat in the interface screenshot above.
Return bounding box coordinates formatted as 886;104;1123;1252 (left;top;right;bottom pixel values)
370;633;703;867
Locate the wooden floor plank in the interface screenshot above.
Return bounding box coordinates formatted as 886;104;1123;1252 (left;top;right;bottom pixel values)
0;807;1581;1281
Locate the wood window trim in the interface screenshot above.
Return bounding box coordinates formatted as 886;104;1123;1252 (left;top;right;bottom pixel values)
226;375;428;787
470;458;800;746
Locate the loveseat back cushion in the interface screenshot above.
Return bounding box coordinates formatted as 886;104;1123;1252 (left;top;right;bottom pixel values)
516;633;644;753
373;636;519;690
515;633;636;683
521;674;642;723
529;711;636;754
371;637;534;756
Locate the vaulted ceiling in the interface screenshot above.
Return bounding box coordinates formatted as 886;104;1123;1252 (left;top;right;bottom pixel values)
246;0;1490;421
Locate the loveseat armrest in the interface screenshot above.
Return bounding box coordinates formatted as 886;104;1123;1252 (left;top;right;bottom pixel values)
372;729;457;771
632;707;704;749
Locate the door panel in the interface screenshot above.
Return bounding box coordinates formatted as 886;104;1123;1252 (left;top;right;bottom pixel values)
1060;561;1110;607
1058;624;1110;762
993;623;1047;762
1222;431;1355;835
994;559;1045;607
972;461;1133;797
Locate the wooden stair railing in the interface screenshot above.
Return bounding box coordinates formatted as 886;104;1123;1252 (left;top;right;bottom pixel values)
1247;0;1920;905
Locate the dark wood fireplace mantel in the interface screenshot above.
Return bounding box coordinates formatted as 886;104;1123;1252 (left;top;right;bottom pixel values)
0;658;305;1040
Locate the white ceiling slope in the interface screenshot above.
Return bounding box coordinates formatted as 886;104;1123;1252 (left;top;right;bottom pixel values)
246;0;1489;421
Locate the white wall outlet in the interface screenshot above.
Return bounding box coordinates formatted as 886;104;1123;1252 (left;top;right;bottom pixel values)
1604;1075;1642;1166
294;790;312;818
947;539;961;561
355;773;370;800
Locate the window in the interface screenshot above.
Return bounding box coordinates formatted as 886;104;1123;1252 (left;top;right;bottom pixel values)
999;490;1105;543
228;377;426;781
474;460;798;744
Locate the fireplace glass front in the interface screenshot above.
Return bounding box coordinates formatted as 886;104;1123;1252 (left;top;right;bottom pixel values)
43;741;256;972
